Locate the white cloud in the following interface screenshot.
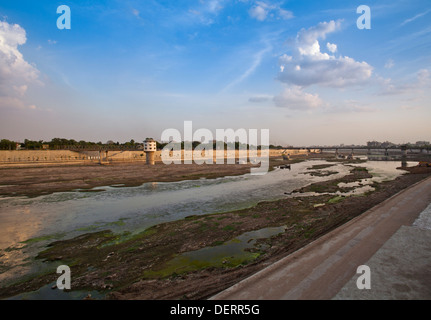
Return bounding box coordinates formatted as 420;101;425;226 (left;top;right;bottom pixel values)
249;5;267;21
379;69;431;95
188;0;226;25
207;0;225;13
249;1;293;21
0;20;41;109
278;8;294;20
223;45;271;92
274;86;323;110
273;20;378;114
277;20;373;88
326;42;337;53
401;9;431;26
384;59;394;69
417;68;430;85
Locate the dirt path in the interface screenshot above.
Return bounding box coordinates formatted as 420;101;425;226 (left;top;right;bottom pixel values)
211;176;431;300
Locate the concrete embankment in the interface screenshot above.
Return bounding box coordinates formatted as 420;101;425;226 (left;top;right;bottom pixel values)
0;150;145;164
211;176;431;300
0;149;315;165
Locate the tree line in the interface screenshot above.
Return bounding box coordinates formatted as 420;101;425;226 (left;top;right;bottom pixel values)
0;138;283;151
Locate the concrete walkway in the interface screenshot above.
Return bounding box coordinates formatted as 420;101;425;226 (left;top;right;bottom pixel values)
211;176;431;300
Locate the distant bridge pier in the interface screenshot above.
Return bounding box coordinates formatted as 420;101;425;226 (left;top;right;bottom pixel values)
347;148;354;160
401;145;408;168
385;148;389;156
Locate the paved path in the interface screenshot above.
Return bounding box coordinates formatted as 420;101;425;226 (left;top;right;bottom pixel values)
211;176;431;300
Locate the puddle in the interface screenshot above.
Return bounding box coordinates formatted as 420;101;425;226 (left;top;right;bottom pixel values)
145;226;286;278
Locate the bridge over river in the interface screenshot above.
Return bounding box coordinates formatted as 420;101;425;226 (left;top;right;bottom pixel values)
283;145;430;160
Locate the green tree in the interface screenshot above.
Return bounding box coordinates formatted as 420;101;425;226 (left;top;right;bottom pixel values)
0;139;17;150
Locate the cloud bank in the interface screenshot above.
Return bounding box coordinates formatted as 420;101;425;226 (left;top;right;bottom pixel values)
274;20;373;111
0;20;40;109
277;20;373;88
274;86;322;110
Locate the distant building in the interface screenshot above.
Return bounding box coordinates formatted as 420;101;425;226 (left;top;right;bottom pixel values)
42;144;50;150
367;141;396;148
416;141;430;146
367;141;380;148
381;141;395;148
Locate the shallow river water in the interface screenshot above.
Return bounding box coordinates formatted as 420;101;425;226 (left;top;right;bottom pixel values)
0;160;413;289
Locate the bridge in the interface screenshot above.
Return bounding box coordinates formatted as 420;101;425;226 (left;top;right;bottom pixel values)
280;146;431;165
282;146;431;152
281;146;430;157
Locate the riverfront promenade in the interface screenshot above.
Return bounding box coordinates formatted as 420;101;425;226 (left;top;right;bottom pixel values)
211;176;431;300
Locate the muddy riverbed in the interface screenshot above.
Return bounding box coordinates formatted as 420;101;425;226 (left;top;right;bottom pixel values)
0;157;430;300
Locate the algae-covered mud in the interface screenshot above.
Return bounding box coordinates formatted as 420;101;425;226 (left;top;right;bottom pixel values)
0;159;428;300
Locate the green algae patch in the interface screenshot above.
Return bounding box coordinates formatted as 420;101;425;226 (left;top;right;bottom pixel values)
308;164;336;170
20;233;66;245
105;219;127;227
36;230;117;262
306;170;339;177
143;226;286;279
143;251;260;279
76;225;100;232
328;196;345;204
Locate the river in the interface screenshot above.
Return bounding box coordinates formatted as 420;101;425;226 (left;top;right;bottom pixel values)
0;160;413;288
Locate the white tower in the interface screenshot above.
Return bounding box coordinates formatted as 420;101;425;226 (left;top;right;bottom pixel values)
144;138;157;165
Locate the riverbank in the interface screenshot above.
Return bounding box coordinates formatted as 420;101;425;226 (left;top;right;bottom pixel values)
0;158;296;198
0;161;430;300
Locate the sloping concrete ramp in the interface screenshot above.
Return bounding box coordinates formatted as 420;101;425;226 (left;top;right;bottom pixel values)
211;176;431;300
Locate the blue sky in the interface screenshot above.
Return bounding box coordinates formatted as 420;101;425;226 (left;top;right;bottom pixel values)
0;0;430;145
